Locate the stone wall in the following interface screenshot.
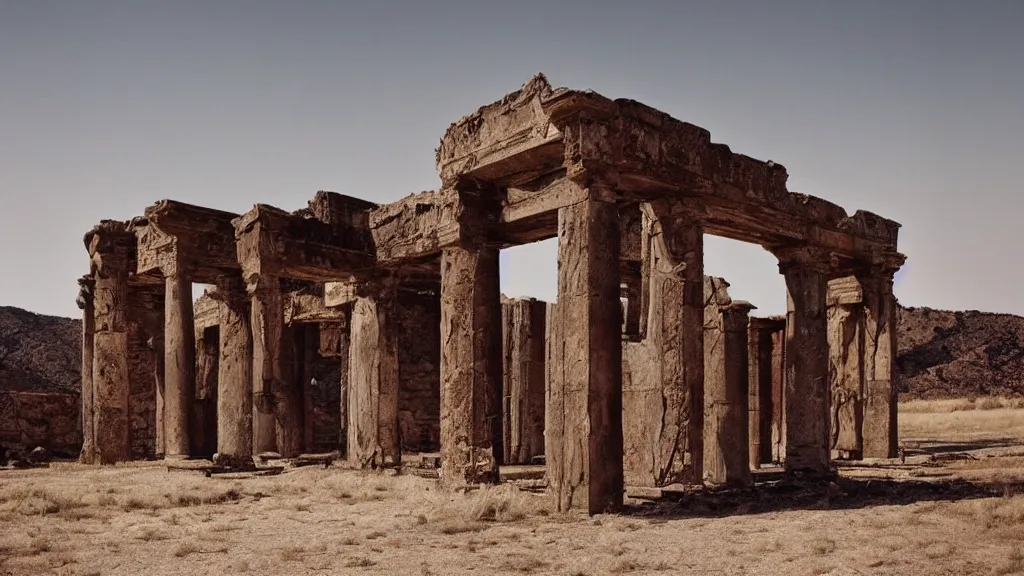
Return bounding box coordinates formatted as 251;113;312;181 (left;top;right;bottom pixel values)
301;324;343;453
396;291;441;453
0;390;81;456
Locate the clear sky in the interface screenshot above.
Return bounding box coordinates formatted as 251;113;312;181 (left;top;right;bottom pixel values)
1;1;1022;319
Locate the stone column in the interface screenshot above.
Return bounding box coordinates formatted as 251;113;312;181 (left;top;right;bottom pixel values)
748;317;781;469
249;276;303;457
348;281;401;468
301;324;318;452
213;277;253;467
128;286;164;460
153;335;165;457
770;320;787;463
88;226;133;464
827;276;864;459
76;276;96;463
440;246;502;485
501;297;546;465
858;263;901;458
547;182;623;514
703;276;755;487
776;247;832;475
163;269;195;459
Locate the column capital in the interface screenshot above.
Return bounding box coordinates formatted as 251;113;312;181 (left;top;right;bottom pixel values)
76;275;95;310
854;252;906;284
773;245;836;275
160;256;194;280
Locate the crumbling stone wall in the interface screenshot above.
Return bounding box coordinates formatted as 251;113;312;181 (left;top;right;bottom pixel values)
300;324;343;453
0;390;81;456
396;290;441;453
127;325;157;459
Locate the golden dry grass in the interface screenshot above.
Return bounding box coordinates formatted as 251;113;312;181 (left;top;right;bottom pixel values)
0;399;1022;576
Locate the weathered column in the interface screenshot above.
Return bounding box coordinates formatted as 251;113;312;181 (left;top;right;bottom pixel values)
770;319;787;462
301;324;318;452
501;297;547;465
776;247;832;475
249;276;303;457
163;269;195;459
128;286;164;460
440;246;502;485
213;277;253;467
194;325;219;458
748;317;783;468
153;335;165;457
703;277;755;487
548;182;623;514
76;276;96;463
348;281;401;468
87;223;133;464
858;262;902;458
827;276;864;459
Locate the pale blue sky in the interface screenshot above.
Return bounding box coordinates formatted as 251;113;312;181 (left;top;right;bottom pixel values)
1;1;1022;318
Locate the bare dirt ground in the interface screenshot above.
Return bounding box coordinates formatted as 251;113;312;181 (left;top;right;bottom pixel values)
3;399;1024;576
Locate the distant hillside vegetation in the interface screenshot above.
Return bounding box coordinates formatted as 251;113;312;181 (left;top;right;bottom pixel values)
0;306;81;393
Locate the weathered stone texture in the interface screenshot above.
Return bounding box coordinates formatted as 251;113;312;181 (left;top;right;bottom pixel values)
860;270;899;458
0;391;82;456
827;276;864;458
87;221;133;464
300;324;343;453
748;317;783;468
777;248;831;474
194;325;219;459
397;291;442;454
440;246;502;486
703;277;754;487
214;280;253;464
348;286;400;468
621;205;703;488
547;188;623;514
77;277;95;462
501;297;546;465
163;273;195;459
770;321;787;462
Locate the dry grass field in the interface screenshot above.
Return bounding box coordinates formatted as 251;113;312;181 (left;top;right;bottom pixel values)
3;399;1024;576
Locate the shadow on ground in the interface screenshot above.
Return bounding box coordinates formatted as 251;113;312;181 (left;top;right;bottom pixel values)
903;437;1022;456
622;474;1024;520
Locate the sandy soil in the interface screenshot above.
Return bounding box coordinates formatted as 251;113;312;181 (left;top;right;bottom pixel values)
2;400;1024;576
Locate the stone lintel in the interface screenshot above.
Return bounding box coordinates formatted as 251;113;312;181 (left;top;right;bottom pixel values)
233;204;376;284
436;75;901;263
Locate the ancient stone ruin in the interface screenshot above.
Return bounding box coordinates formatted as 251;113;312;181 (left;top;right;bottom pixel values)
77;74;905;514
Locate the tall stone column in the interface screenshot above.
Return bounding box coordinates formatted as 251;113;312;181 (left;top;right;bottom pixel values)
213;276;253;466
153;335;165;457
770;320;787;462
501;297;546;465
163;268;195;459
348;281;401;468
548;182;623;514
440;246;502;485
76;276;96;463
703;276;755;487
858;263;902;458
748;317;783;468
827;276;864;459
775;246;832;475
87;224;133;464
249;276;302;457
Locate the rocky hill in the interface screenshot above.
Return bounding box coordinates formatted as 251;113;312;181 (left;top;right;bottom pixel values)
0;306;81;394
0;304;1023;400
897;306;1024;398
